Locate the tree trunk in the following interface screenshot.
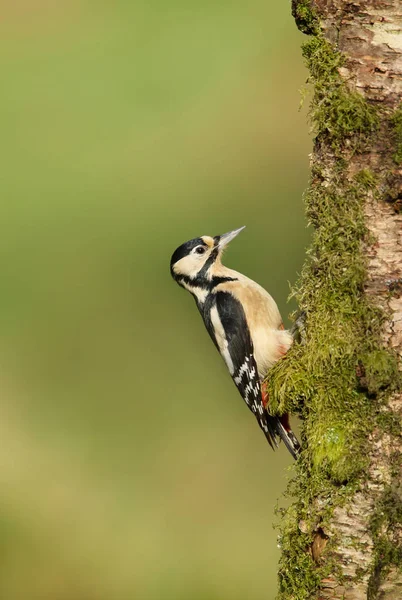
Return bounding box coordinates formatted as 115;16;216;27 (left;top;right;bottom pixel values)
269;2;402;599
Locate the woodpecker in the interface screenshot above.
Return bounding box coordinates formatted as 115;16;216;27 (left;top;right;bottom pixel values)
170;226;301;459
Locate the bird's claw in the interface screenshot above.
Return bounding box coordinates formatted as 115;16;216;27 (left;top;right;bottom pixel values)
291;310;307;345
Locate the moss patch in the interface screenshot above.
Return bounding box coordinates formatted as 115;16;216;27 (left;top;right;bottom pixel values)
354;168;377;190
368;482;402;599
268;169;397;478
269;166;398;599
291;0;319;36
266;27;399;600
390;104;402;164
302;37;379;148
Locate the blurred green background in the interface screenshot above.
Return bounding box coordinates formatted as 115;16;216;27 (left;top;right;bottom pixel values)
0;2;310;599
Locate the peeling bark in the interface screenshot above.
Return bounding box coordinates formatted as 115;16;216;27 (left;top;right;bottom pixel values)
316;0;402;105
286;1;402;599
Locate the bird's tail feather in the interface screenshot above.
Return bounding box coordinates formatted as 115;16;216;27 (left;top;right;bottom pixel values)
263;418;280;452
265;415;301;460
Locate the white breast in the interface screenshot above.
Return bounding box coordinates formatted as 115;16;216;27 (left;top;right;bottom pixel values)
251;326;293;378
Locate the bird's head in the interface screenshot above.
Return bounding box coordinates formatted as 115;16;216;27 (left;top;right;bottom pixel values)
170;226;245;284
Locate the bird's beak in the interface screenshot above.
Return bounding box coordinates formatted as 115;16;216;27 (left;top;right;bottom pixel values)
216;226;246;250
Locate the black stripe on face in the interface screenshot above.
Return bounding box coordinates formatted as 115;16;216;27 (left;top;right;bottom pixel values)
196;251;217;279
196;236;220;279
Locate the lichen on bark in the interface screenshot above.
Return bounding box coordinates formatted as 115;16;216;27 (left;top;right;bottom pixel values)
267;1;402;599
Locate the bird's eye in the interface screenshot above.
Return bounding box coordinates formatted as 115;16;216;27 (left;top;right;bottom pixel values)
195;246;206;255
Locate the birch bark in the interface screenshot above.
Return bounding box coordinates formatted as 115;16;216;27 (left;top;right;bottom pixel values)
277;2;402;598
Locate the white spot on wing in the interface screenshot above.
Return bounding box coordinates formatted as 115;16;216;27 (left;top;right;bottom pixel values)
234;356;257;386
233;353;262;410
234;357;250;385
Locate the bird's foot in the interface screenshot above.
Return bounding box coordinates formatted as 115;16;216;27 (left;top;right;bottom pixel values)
291;310;307;345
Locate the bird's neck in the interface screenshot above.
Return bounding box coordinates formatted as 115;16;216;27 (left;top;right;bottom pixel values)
177;262;238;305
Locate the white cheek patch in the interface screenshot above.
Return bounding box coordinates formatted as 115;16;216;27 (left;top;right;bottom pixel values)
173;255;199;277
210;305;234;374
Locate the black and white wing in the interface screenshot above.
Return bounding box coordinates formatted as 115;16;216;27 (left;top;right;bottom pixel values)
208;291;281;451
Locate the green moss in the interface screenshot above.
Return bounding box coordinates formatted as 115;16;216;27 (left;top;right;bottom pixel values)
277;509;328;599
390;104;402;164
368;485;402;598
276;451;356;599
270;160;400;597
360;349;399;396
302;37;379;148
268;171;383;477
354;169;377;190
292;0;319;36
377;411;402;438
267;27;398;600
